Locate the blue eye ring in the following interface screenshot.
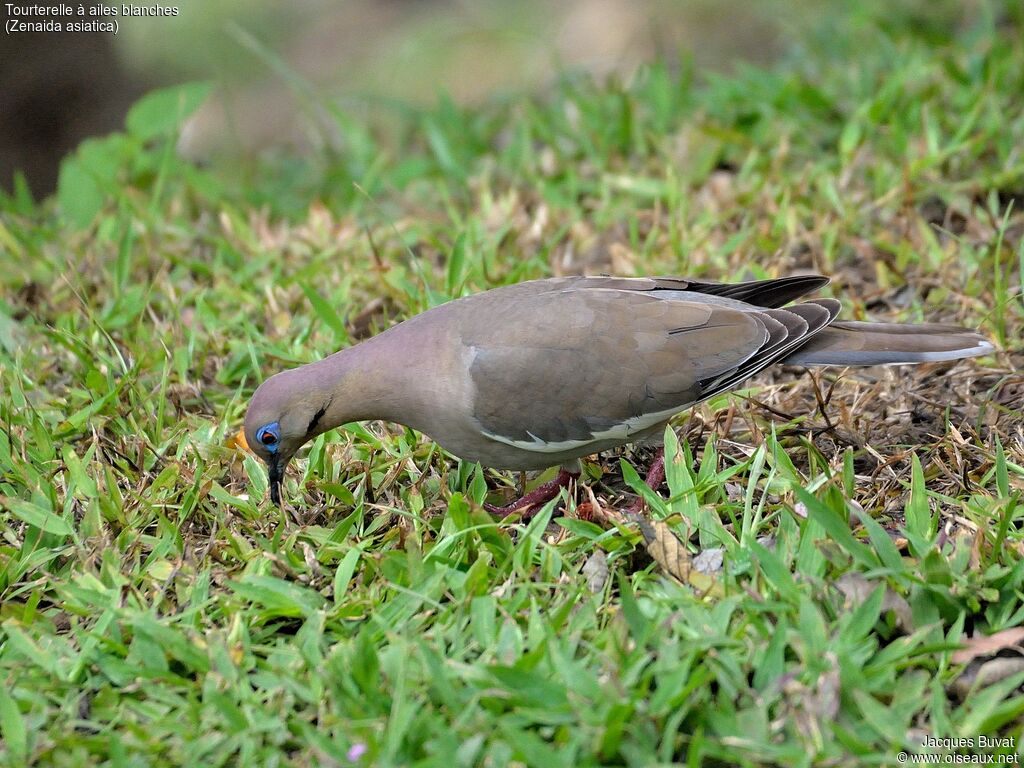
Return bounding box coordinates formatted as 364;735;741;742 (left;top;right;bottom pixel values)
257;422;281;454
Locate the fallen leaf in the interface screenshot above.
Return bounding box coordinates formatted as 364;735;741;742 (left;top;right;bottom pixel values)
634;515;692;582
579;487;721;594
582;550;609;593
632;515;722;595
835;573;914;632
789;651;841;747
782;651;839;753
950;657;1024;700
692;547;725;574
951;627;1024;665
693;536;774;575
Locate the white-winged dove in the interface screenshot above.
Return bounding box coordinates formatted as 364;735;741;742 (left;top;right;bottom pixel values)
243;275;993;509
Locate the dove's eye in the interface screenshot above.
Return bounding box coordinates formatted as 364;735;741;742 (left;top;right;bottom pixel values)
257;422;280;453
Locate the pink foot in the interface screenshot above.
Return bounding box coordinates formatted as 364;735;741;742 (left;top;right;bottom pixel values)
485;468;579;518
624;449;666;516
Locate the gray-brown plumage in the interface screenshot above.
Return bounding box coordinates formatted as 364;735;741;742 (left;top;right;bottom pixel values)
243;275;993;506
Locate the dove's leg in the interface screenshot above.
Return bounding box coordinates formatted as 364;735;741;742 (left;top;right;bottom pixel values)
485;467;579;518
624;448;666;515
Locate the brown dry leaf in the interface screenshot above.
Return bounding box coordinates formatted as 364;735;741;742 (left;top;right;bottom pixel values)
951;627;1024;665
693;536;775;575
834;573;914;632
815;656;841;722
582;550;610;593
790;651;841;747
950;657;1024;700
692;546;725;574
632;515;722;596
300;542;322;580
579;487;721;595
634;515;691;581
348;296;387;339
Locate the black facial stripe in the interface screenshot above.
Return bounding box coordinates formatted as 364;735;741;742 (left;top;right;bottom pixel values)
306;398;332;435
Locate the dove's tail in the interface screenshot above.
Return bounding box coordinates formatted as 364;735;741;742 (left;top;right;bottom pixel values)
783;321;994;366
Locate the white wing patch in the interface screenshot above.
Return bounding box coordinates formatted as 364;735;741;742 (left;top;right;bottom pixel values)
479;401;697;454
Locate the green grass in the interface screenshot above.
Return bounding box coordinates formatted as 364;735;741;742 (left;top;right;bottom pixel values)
2;2;1024;765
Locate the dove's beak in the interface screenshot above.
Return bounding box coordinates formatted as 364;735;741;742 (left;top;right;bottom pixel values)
231;429;250;452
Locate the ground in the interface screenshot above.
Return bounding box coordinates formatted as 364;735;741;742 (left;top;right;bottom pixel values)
0;2;1023;766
